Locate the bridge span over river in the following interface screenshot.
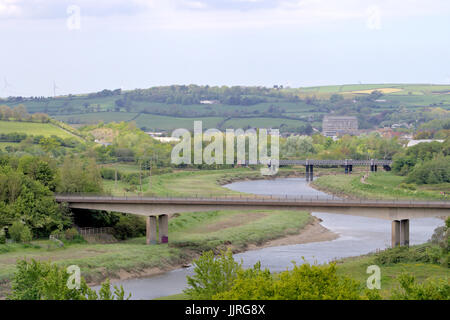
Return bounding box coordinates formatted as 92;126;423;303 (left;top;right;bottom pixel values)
55;195;450;248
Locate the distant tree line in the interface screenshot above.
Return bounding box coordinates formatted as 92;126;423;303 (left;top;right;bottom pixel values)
0;105;49;122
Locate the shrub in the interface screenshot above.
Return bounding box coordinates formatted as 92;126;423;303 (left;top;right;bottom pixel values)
214;261;367;300
8;259;130;300
390;273;450;300
112;214;146;240
398;183;416;191
9;221;32;243
374;245;443;265
0;228;6;244
184;249;242;300
64;227;79;241
20;226;32;243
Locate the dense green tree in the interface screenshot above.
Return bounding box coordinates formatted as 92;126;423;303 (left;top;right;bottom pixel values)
57;156;103;194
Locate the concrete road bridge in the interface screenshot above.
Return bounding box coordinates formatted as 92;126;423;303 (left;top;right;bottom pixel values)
55;195;449;248
246;159;393;181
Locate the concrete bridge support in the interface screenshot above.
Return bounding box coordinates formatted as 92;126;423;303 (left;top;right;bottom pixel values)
392;220;400;247
400;219;409;246
159;214;169;243
146;214;169;245
146;216;157;245
391;219;410;247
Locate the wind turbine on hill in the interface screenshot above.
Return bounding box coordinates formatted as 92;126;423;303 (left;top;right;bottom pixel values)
3;77;13;96
53;81;60;97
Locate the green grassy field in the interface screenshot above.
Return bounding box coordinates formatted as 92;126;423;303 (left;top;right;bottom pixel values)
222;117;306;130
102;167;265;197
312;172;450;200
55;112;139;125
134;114;224;131
0;120;77;139
335;252;449;299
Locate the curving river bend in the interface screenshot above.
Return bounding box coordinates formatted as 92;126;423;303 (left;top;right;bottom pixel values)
95;178;444;300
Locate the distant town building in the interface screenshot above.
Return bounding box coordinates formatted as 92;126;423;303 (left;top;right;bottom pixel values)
375;127;403;139
200;100;220;105
145;131;180;143
322;116;358;137
406;139;444;147
94;139;112;146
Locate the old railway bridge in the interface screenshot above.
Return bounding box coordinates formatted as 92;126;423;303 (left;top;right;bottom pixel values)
249;159;392;180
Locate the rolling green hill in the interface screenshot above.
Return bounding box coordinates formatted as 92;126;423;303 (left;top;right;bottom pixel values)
2;84;449;133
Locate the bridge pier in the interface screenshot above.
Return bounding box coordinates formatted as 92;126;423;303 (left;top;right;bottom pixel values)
392;220;400;247
400;219;409;246
159;214;169;244
146;215;169;245
146;216;157;245
391;219;409;247
305;165;310;181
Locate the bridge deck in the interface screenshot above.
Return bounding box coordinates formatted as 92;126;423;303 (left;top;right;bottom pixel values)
55;195;449;209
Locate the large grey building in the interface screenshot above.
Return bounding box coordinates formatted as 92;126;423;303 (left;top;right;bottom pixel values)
322;116;358;137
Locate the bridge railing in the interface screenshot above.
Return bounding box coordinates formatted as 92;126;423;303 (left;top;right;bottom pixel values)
54;192;450;205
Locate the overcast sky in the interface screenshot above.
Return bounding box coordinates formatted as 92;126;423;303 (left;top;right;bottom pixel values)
1;0;450;97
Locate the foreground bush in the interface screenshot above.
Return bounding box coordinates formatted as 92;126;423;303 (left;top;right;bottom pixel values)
213;262;370;300
391;273;449;300
8;259;130;300
184;249;241;299
184;250;380;300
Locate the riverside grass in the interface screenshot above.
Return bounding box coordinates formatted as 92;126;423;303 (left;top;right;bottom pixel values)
312;171;449;200
0;209;311;296
334;249;449;299
103;166;349;197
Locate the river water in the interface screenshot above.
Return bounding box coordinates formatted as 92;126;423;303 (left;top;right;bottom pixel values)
98;178;444;300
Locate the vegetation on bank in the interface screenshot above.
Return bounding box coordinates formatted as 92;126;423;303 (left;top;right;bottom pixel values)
179;240;449;300
174;219;449;300
0;209;312;296
8;259;130;300
312;172;450;200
